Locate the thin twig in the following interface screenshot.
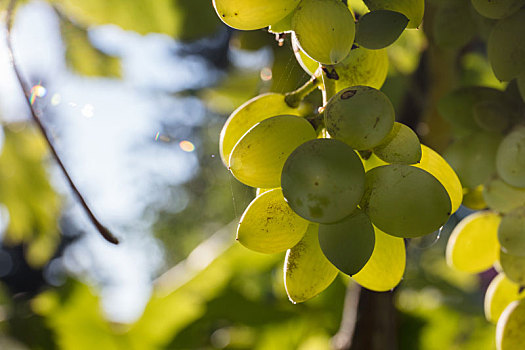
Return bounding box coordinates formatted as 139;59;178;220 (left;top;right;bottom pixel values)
5;0;119;244
332;283;361;350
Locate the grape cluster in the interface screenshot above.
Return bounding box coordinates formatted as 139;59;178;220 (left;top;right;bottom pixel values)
434;2;525;348
212;0;464;305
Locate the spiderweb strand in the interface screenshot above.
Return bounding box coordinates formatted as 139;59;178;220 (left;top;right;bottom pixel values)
5;0;119;244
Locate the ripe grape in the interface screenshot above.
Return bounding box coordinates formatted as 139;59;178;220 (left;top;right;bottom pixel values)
484;177;525;214
471;0;525;20
334;47;389;92
318;209;375;276
362;164;452;238
281;138;365;224
373;122;422;164
499;250;525;285
292;0;355;65
236;189;309;254
220;93;301;166
498;207;525;256
213;0;300;30
229;115;316;188
354;10;409;50
284;223;339;303
446;211;501;273
324;86;395;150
496;300;525;350
433;1;476;49
496;126;525;187
485;273;525;324
363;0;424;29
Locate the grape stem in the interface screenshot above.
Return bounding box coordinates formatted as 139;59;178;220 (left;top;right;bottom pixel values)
5;0;119;245
284;74;322;108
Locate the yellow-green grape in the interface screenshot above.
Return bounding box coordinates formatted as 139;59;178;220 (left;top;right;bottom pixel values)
499;207;525;256
213;0;300;30
496;299;525;350
284;224;339;303
362;164;452;238
291;37;320;76
352;226;406;291
363;0;424;28
324;86;395;150
488;9;525;81
473;100;512;133
438;86;508;136
433;1;476;49
229;115;316;188
359;152;388;172
484;177;525;214
471;0;525;19
517;73;525;102
500;250;525;285
414;145;463;214
444;132;502;189
281;139;365;224
446;211;501;273
348;0;369;15
318;209;375;276
462;185;487;210
334;47;389;91
373;122;422;164
237;189;309;254
255;188;273;196
220;93;301;166
485;273;525;324
269;11;294;34
354;10;409;49
292;0;355;65
496;126;525;187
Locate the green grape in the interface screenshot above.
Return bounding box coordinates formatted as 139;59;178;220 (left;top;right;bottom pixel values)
268;11;294;34
212;0;300;30
220;93;301;167
292;0;355;65
471;0;525;19
354;10;409;50
324;86;395;150
359;151;388;172
473;100;512;133
433;1;476;49
334;47;389;91
499;250;525;284
255;188;273;196
281;139;365;224
284;223;339;303
484;177;525;214
496;126;525;187
485;273;525;324
462;185;488;210
363;0;424;28
236;189;309;254
414;145;463;214
352;225;406;291
438;86;508;136
229;115;316;188
517;73;525;102
291;37;320;76
496;299;525;350
488;9;525;81
318;209;375;276
373;122;422;164
348;0;369;15
444;132;502;189
362;164;452;238
446;211;501;273
499;207;525;256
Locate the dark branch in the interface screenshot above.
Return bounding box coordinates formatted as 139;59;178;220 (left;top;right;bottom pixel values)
5;0;119;244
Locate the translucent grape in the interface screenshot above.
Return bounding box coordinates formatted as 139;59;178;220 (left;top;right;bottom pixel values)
354;10;408;50
284;224;339;303
488;9;525;81
471;0;525;20
363;0;424;28
292;0;355;65
229;115;316;188
484;177;525;214
268;11;294;34
334;47;389;92
462;185;487;210
318;209;375;276
496;300;525;350
352;226;406;291
220;93;301;167
414;145;463;214
496;126;525;187
362;164;451;238
485;273;525;324
446;211;501;273
213;0;300;30
444;132;502;189
237;189;309;254
473;100;512;133
325;86;395;150
373;122;422;164
281;139;365;224
499;250;525;285
498;207;525;256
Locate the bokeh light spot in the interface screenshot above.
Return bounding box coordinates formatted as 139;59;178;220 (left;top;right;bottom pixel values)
179;140;195;152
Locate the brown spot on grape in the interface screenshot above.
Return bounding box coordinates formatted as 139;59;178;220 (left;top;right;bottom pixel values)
341;90;357;99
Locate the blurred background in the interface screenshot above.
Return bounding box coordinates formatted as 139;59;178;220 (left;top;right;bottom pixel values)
0;0;504;349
